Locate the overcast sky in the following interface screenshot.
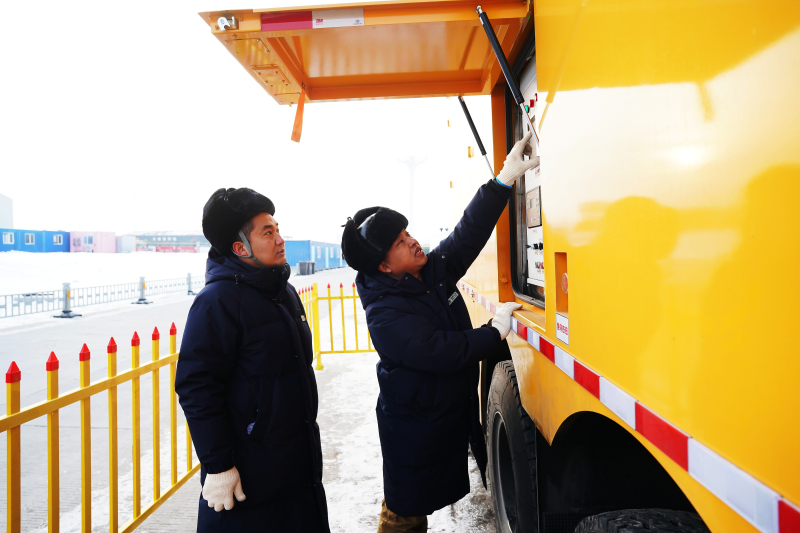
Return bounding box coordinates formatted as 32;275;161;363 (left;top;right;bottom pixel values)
0;0;493;245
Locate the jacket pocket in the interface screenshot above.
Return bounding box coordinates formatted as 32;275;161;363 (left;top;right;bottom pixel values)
383;367;435;412
245;378;274;442
227;375;261;436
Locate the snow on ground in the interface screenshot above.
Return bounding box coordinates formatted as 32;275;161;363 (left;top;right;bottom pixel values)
319;353;496;533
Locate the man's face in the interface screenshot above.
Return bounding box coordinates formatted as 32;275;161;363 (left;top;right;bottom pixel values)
378;229;427;279
233;212;286;267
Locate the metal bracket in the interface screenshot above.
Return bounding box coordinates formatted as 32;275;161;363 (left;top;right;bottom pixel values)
217;16;239;31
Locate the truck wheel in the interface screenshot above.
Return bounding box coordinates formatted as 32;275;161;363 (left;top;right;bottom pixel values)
486;361;539;533
574;509;710;533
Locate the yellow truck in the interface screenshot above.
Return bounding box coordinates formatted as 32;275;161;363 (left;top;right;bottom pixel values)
201;1;800;532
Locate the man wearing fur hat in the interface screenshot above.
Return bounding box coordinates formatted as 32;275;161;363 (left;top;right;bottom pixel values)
342;132;538;532
176;188;330;533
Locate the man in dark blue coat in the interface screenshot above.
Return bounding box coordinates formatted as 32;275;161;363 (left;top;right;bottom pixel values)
341;132;537;531
176;187;330;533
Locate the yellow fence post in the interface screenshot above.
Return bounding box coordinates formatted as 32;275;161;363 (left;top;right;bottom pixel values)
152;327;161;501
46;353;59;533
132;332;141;519
186;422;193;473
326;284;334;353
169;323;178;486
6;361;21;533
79;344;92;533
352;283;359;351
339;283;346;351
108;338;119;533
312;283;323;370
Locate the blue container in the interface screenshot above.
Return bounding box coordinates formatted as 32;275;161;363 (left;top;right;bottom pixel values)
0;228;70;253
284;240;344;270
44;231;70;252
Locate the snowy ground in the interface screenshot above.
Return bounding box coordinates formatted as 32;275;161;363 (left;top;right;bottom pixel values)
0;252;497;532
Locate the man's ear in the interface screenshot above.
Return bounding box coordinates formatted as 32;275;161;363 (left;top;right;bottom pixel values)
378;261;392;274
231;241;248;257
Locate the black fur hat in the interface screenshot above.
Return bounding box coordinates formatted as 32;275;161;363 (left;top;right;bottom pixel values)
202;188;275;254
341;206;408;274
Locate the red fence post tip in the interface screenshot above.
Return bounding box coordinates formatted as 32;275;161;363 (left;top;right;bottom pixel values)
79;344;91;361
327;284;330;289
107;337;117;353
46;352;59;371
152;327;160;341
170;323;177;335
132;331;140;346
6;361;21;383
352;282;356;287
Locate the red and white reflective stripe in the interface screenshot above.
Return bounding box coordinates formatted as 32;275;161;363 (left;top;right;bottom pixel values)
458;282;800;533
261;8;364;31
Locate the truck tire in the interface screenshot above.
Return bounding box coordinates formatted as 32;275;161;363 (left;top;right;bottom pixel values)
574;509;710;533
486;361;539;533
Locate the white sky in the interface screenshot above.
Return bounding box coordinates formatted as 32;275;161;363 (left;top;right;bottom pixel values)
0;0;493;245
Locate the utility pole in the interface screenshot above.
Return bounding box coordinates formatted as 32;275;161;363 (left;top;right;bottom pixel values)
397;155;427;235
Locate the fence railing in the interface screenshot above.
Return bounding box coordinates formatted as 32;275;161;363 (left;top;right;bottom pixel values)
2;325;199;533
0;274;205;319
298;282;376;370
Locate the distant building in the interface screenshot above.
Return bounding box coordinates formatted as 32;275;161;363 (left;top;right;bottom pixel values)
116;235;136;253
285;240;345;270
0;228;70;253
70;231;116;253
0;194;12;229
135;233;210;253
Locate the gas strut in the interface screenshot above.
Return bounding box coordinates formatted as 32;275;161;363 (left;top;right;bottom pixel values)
476;5;540;148
458;96;495;179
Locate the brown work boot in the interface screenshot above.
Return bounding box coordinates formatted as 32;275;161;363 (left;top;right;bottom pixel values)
377;499;427;533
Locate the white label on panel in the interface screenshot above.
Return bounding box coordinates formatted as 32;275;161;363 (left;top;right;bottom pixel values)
312;8;364;28
556;313;569;344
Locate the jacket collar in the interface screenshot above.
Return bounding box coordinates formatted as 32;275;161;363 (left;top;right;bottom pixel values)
205;249;290;299
356;253;447;306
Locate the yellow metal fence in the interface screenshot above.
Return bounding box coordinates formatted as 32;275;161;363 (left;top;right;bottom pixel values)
2;324;199;533
299;282;376;370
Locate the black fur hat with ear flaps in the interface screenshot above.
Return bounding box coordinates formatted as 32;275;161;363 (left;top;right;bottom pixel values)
202;187;275;255
341;206;408;274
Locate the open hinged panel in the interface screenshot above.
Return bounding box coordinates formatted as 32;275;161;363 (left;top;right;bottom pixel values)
198;1;532;107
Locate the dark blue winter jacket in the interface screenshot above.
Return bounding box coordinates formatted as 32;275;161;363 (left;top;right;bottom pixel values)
357;178;512;516
175;251;329;531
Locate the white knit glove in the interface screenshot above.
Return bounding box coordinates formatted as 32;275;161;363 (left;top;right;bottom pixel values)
496;131;540;187
492;302;523;340
202;466;246;512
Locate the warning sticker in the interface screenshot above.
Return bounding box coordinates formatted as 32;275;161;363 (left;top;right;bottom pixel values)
556;313;569;345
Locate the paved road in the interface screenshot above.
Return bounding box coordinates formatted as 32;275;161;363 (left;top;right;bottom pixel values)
0;266;496;532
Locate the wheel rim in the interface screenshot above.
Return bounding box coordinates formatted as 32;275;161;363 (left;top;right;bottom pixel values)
491;412;518;533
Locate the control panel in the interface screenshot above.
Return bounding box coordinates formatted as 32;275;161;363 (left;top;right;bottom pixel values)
525;166;544;288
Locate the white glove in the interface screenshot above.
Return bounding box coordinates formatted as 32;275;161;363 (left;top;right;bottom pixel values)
492;302;523;340
496;131;540;187
202;466;246;512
